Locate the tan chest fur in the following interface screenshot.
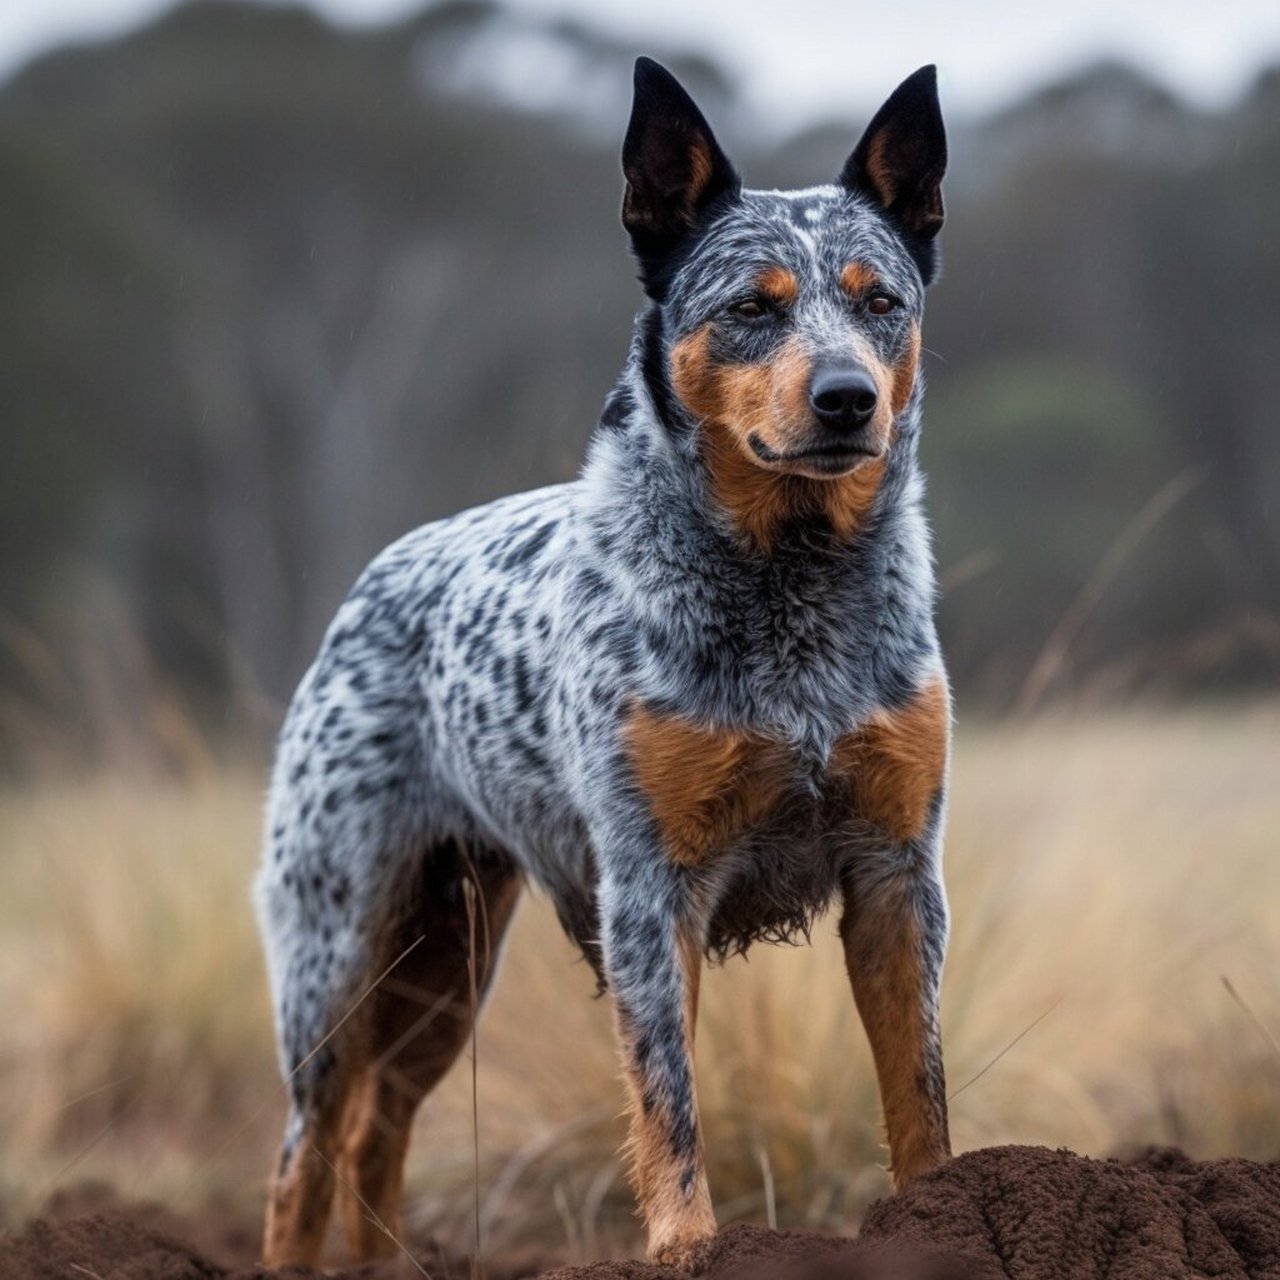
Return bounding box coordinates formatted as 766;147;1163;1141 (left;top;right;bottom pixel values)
623;675;949;865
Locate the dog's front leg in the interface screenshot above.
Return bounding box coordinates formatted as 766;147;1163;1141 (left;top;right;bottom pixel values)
601;862;715;1266
834;673;952;1188
840;844;951;1188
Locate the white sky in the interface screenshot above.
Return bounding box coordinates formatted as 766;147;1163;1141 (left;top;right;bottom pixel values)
2;0;1279;127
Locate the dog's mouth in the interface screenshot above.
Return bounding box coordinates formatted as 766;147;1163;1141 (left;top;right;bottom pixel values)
747;433;882;475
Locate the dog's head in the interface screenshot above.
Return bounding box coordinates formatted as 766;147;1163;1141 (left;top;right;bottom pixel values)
621;59;945;539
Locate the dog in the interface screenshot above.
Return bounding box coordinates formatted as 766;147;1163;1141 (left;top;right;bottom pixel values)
256;56;952;1269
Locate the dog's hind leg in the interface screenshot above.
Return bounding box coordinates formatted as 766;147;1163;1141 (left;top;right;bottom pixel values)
334;842;522;1262
261;974;361;1266
256;665;433;1267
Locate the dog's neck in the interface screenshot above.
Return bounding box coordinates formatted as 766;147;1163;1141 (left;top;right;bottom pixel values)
579;342;938;748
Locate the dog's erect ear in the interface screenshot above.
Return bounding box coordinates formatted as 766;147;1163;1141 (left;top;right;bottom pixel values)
840;66;946;280
622;57;740;277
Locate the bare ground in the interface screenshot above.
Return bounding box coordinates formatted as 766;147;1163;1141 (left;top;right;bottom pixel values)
5;1146;1280;1280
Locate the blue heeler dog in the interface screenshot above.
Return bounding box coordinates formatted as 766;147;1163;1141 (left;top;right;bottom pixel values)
257;57;952;1269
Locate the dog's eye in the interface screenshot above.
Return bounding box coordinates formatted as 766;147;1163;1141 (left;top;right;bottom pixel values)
729;298;770;321
867;292;900;316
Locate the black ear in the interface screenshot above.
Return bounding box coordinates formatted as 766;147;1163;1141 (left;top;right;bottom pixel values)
840;66;947;282
622;57;740;290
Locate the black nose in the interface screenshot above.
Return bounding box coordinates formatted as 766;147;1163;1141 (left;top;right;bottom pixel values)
809;366;879;432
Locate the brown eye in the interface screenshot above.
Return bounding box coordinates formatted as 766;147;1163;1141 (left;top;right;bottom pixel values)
867;292;899;316
729;298;768;320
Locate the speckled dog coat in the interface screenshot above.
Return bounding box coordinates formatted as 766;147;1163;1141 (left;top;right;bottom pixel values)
256;58;953;1270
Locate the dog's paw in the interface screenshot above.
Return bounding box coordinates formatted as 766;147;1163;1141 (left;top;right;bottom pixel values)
649;1230;719;1275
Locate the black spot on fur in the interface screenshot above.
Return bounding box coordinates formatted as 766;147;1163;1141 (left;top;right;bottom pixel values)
511;736;547;770
503;521;556;570
598;384;634;433
513;653;536;713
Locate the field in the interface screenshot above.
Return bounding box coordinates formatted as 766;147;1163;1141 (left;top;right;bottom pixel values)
2;706;1280;1268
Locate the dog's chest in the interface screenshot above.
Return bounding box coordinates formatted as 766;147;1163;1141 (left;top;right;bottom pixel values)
623;673;948;869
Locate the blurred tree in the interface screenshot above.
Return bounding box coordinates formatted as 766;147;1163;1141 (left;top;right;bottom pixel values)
0;1;1276;747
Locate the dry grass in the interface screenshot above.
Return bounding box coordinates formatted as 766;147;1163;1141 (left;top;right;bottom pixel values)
3;706;1280;1257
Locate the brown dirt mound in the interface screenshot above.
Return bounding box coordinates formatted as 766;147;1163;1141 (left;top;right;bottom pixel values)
542;1146;1280;1280
0;1209;486;1280
4;1146;1280;1279
858;1145;1280;1278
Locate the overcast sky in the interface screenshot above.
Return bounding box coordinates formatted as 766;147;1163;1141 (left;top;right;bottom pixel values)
2;0;1279;127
